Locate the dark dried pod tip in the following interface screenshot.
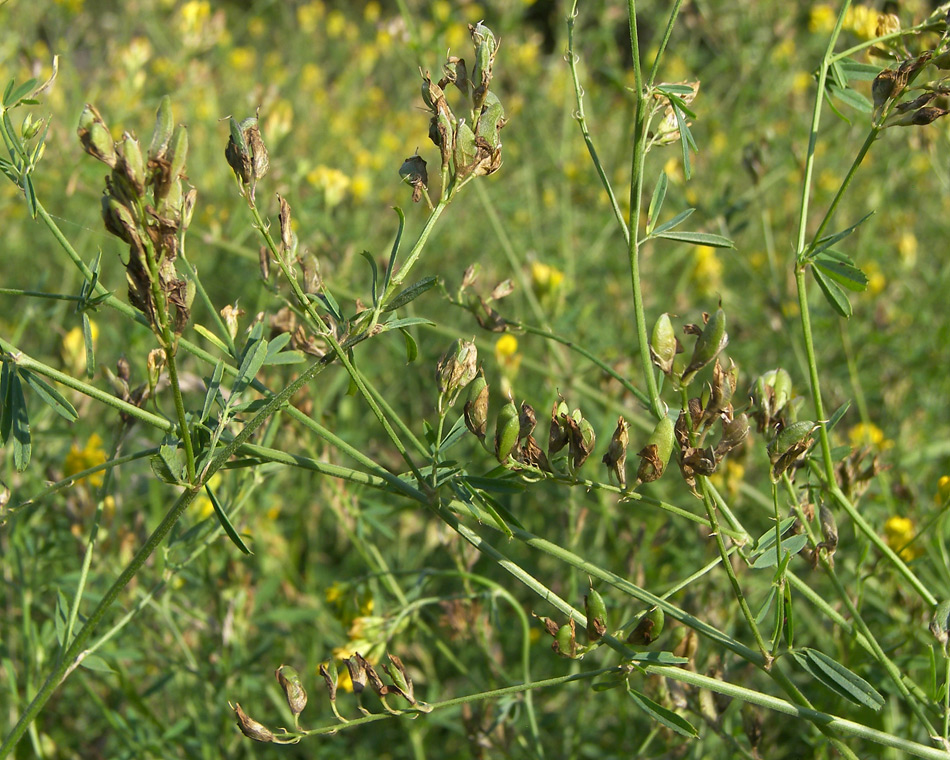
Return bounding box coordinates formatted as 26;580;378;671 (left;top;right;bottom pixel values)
319;661;338;702
225;114;268;194
344;655;368;695
437;339;478;401
231;702;275;743
518;402;537;440
399;154;428;203
602;416;629;489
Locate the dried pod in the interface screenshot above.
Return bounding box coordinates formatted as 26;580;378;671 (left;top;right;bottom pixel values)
715;412;750;460
568;415;596;469
463;373;489;439
225;114;268;197
319;660;338;702
356;653;386;697
548;398;571;456
77;103;116;167
518;402;537;440
602;416;629;489
767;420;818;482
437;339;478;401
706;358;737;417
231;702;274;743
275;665;308;720
344;655;368;695
494;399;520;462
636;415;675;484
585;588;608;643
930;601;950;650
399;154;428;203
148;95;174;161
818;502;838;561
516;434;552;472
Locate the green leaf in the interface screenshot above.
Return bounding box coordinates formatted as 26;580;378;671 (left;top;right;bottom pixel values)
627;650;689;666
812;266;853;318
652;208;695;235
10;371;31;471
813;254;868;292
793;648;885;711
400;328;418;363
79;654;116;674
383;207;406;294
754;586;778;625
0;361;12;445
653;230;735;248
646;171;668;235
383;276;438;312
23;174;38;219
200;362;224;424
206;483;252;555
265;331;292;356
54;589;70;646
382;316;435;330
18;368;78;422
829;83;872;113
751;533;809;568
152;439;186;485
675;107;693;180
318;286;343;322
809;212;874;258
826;401;851;434
360;249;379;307
3;78;38;107
837;59;883;82
232;335;268;396
627;686;698;737
262;350;305;365
192;323;230;355
82;312;96;377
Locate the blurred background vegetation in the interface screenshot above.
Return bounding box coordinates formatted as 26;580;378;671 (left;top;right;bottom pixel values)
3;0;950;757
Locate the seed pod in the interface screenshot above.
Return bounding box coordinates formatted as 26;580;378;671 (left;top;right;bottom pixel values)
568;415;596;469
930;601;950;649
627;606;665;646
518;402;536;440
602;416;629;489
585;588;608;642
818;502;838;559
319;660;338;702
463;373;489;439
548;398;571;456
650;312;679;376
231;702;274;743
707;358;737;416
636;415;675;484
225;115;268;195
682;307;727;386
437;339;478;401
767;420;817;481
275;665;308;720
344;655;368;695
494;399;520;462
356;652;385;697
77;103;116;167
475;91;506;152
115;132;146;197
715;412;750;460
148;95;174;161
453;119;478;177
420;70;445;112
383;654;416;704
554;619;577;658
399;154;428;203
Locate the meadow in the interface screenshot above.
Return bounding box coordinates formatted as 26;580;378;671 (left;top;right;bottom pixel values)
2;0;950;757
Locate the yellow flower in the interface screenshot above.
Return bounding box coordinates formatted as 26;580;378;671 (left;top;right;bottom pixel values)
848;422;892;450
192;473;223;520
935;475;950;506
897;231;917;268
845;5;879;40
64;434;108;487
325;582;344;604
227;47;256;74
530;261;565;298
306;165;351;208
809;4;836;34
297;1;325;33
690;245;723;297
883;516;921;561
61;322;99;376
863;261;886;296
495;334;519;360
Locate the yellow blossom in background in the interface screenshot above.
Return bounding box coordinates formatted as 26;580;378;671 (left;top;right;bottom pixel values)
792;71;813;96
898;231;917;268
495;333;518;360
297;1;325;33
709;460;745;499
663;156;684;185
350;173;371;202
307;165;351;208
531;261;565;298
495;334;521;388
263;98;294;144
690;245;723;296
61;322;98;375
177;0;211;46
810;4;838;34
845;5;879;39
64;434;108;487
863;261;885;296
935;475;950;506
247;16;266;38
848;421;892;450
192;473;223;520
432;0;451;23
227;46;256;74
53;0;84;12
883;515;921;561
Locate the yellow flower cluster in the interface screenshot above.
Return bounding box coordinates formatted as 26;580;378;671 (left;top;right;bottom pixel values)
848;422;892;450
64;434;108;487
690;245;723;297
883;516;921;561
809;4;883;40
307;165;351;208
530;261;565;298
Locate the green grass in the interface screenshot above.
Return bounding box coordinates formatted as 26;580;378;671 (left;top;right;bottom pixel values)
2;0;950;758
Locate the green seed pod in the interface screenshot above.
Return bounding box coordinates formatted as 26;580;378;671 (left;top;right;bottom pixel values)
554;619;577;658
682;307;728;386
569;416;596;469
636;415;675;484
115;132;146;196
627;606;665;646
548;398;571;456
165;125;188;186
77;103;116;168
101;195;139;246
585;588;607;643
650;312;679;375
383;653;416;704
420;71;445;112
275;665;308;720
770;368;793;414
475;91;506;151
463;373;489;440
232;702;274;743
453;119;478;177
930;601;950;650
494;399;520;462
767;420;817;481
148;94;174;161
